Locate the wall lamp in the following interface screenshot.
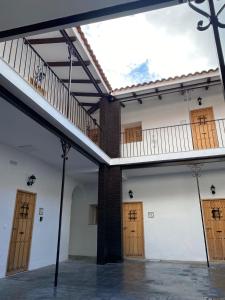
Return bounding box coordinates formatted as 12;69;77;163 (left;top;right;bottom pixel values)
210;185;216;195
197;97;202;106
27;175;36;186
128;190;134;199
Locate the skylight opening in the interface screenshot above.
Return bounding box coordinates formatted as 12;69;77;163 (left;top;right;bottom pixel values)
82;2;218;90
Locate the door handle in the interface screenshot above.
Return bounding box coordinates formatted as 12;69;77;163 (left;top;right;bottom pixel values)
131;230;135;232
19;231;24;235
217;230;222;233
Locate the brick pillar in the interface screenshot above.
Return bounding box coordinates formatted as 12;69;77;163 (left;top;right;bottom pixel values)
97;97;123;264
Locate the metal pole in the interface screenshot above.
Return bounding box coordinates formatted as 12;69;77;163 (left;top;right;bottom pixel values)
66;46;73;118
208;0;225;95
193;166;210;267
54;140;71;287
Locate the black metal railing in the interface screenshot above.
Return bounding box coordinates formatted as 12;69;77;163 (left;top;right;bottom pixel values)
0;38;101;145
121;119;225;158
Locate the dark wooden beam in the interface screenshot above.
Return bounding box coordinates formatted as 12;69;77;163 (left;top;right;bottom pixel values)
88;101;100;114
26;37;76;45
80;102;97;106
71;92;106;97
62;79;101;84
60;30;104;95
155;88;162;100
47;61;90;67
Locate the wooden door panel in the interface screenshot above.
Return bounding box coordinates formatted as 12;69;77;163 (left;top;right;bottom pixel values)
190;107;218;150
202;199;225;261
123;202;144;258
7;191;36;275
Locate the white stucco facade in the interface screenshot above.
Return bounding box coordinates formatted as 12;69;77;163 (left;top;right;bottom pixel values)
0;143;76;278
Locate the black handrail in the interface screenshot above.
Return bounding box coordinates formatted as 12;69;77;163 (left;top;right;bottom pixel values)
0;38;101;146
121;118;225;158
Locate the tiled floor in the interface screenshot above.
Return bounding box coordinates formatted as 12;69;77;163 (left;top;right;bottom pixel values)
0;259;225;299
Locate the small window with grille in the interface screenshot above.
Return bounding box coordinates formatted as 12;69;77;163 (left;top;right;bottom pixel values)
89;204;98;225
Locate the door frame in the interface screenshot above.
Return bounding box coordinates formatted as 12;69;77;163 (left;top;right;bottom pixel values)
201;198;225;262
6;189;36;276
122;201;145;258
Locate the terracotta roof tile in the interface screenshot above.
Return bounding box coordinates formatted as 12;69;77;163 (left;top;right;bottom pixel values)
112;68;219;93
76;26;112;92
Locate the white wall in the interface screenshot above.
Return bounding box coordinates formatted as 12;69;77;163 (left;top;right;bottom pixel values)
0;143;75;278
121;85;225;157
69;181;98;257
121;85;225;129
122;165;225;262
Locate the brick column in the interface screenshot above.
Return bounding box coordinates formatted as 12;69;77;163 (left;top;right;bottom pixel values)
97;97;123;264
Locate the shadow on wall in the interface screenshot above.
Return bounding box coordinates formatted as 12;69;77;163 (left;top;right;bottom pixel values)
69;183;98;258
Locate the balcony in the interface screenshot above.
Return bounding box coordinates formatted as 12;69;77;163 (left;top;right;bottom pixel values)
121;119;225;158
0;38;101;145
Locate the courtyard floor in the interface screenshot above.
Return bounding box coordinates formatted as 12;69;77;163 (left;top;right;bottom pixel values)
0;258;225;299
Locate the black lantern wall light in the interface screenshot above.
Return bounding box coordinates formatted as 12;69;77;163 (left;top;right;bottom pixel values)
27;175;36;186
210;184;216;195
197;97;202;106
128;190;134;199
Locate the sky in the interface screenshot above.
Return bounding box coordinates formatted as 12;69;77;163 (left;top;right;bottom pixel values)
82;2;224;89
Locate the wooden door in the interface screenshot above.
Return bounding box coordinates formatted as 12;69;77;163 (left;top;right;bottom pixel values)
7;190;36;275
190;107;218;150
123;202;144;258
202;199;225;261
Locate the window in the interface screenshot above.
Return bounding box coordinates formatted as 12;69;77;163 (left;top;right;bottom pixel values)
89;204;98;225
123;123;142;143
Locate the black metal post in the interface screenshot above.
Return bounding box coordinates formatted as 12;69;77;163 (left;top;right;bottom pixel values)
208;0;225;95
54;140;71;288
66;46;73;118
192;166;210;268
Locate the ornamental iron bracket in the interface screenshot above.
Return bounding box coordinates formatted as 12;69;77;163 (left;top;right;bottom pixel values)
61;140;71;160
190;164;204;178
188;0;225;31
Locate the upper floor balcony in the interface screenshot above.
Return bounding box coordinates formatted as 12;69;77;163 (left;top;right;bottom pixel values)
0;33;224;166
120;117;225;158
0;37;101;140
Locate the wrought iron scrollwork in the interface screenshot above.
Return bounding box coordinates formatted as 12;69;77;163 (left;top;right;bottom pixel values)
188;0;225;31
61;140;71;160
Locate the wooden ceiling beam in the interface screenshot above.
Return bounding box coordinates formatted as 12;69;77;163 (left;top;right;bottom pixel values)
47;61;90;67
62;79;101;84
80;102;97;106
88;101;100;114
26;37;76;44
71;92;106;97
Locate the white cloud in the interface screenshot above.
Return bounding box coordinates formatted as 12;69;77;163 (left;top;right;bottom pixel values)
82;3;219;89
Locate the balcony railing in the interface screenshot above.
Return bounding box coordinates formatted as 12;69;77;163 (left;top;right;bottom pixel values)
0;38;100;144
121;119;225;158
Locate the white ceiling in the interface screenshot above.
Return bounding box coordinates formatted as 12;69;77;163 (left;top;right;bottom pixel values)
0;0;181;40
0;96;98;182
